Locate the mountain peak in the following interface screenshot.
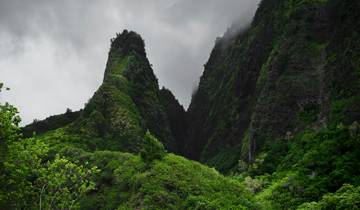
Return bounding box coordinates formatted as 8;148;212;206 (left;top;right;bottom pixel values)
110;29;146;57
103;30;146;81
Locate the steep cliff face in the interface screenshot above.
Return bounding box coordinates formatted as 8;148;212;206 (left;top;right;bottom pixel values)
187;0;360;171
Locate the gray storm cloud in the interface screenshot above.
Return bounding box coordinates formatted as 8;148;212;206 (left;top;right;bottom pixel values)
0;0;260;125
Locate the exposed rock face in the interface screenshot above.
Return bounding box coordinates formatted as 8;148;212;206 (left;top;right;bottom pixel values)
186;0;360;171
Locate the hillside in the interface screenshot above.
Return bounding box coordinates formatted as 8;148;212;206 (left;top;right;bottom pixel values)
185;0;360;208
0;30;259;210
187;0;360;171
22;30;184;153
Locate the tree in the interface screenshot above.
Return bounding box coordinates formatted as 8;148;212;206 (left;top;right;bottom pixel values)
1;138;99;210
0;83;23;208
1;138;49;209
140;131;166;164
298;184;360;209
37;155;99;210
0;98;21;162
0;83;21;178
0;84;99;209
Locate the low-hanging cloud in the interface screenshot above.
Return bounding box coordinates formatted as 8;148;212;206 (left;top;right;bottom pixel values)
0;0;260;125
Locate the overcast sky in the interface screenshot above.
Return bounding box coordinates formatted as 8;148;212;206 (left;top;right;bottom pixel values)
0;0;260;125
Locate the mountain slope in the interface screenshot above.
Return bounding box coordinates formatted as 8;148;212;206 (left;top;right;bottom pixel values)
24;30;181;153
1;30;259;210
22;108;81;137
2;1;360;209
183;0;360;209
159;87;188;154
186;0;360;171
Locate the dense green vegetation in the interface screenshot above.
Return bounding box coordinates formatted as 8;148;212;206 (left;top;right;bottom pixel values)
0;93;258;209
185;0;360;209
1;0;360;209
298;184;360;209
235;124;360;209
0;30;258;209
22;108;82;138
187;0;360;166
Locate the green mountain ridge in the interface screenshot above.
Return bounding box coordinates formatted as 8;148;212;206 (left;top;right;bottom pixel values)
1;0;360;209
2;30;259;210
24;30;182;154
187;0;360;170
